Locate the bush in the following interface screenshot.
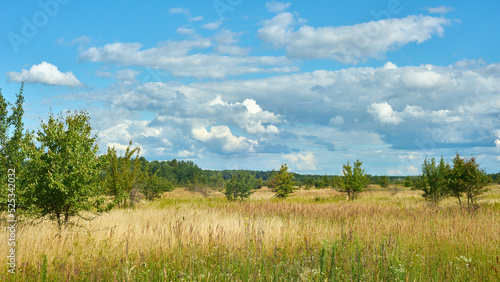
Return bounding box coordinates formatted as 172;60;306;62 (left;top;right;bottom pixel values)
224;171;255;201
142;174;174;201
378;176;390;188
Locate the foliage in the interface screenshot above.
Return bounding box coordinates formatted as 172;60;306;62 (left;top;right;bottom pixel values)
23;110;105;227
403;176;413;188
266;170;279;188
315;175;331;188
254;177;265;189
330;175;342;189
447;153;490;210
208;172;225;191
223;171;255;201
102;141;145;208
0;84;29;213
378;175;390;188
273;164;295;198
340;159;368;200
415;157;450;203
142;173;174;201
304;177;315;189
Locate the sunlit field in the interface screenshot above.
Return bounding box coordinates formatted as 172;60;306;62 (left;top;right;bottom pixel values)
2;185;500;281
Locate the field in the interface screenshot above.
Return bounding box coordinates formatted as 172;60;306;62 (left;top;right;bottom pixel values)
2;186;500;281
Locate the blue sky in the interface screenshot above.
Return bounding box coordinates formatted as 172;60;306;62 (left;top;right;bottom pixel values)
2;0;500;175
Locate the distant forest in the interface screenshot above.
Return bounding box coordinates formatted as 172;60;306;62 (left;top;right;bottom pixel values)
141;157;500;188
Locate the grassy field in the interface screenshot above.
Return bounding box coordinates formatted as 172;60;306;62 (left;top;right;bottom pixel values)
2;185;500;281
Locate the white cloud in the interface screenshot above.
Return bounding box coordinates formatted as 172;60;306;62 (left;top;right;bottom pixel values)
201;20;223;30
329;116;344;126
176;27;195;34
213;30;252;56
284;153;318;171
79;60;500;168
79;40;295;79
115;69;142;81
169;7;190;15
265;1;292;13
426;6;454;14
169;7;203;22
383;61;398;70
258;14;450;63
367;102;403;125
495;130;500;148
192;125;257;154
6;61;83;87
70;35;91;45
368;102;463;125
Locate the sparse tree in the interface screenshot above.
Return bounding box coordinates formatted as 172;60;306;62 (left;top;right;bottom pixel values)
224;171;254;201
378;175;390;188
331;175;342;189
142;173;174;201
304;177;315;190
209;172;225;191
273;164;295;198
415;157;450;203
403;176;413;188
266;169;279;189
447;154;490;210
103;141;145;208
23;110;106;227
340;159;368;200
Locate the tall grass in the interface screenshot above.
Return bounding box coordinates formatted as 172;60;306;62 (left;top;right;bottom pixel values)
1;186;500;281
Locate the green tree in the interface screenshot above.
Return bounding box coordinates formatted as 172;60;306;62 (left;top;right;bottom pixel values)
224;171;255;201
209;171;225;191
273;164;295;198
266;169;279;189
23;110;105;227
142;173;174;201
103;141;145;208
0;84;30;213
340;159;368;200
378;175;390;188
415;157;450;203
447;154;490;210
331;175;342;189
304;177;315;190
403;176;413;188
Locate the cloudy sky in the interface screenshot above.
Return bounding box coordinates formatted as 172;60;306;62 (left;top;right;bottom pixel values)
2;0;500;175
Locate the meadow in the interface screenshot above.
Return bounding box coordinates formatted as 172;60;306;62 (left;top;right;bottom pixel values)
1;185;500;281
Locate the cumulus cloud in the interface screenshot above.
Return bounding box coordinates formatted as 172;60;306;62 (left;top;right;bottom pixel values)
79;60;500;171
6;61;83;87
284;153;318;171
192;125;257;154
367;102;403;125
495;130;500;148
368;102;463;125
258;14;450;63
265;1;292;13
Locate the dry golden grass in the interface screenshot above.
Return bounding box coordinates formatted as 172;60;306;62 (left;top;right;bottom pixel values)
1;186;499;280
